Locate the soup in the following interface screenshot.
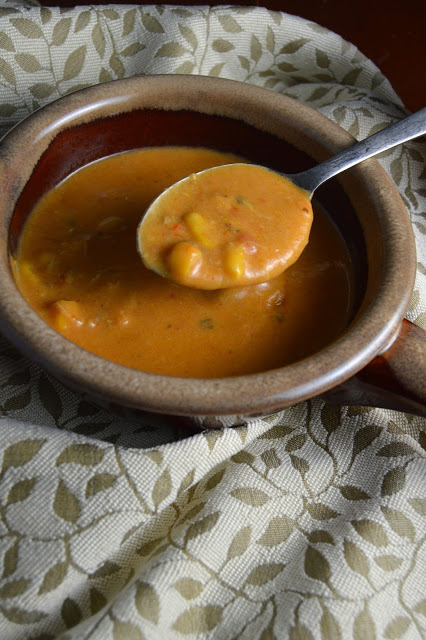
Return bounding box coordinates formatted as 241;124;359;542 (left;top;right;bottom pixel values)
138;163;313;289
12;146;354;378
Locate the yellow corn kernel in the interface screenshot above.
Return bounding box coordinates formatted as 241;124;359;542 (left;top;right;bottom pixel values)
64;271;74;284
49;299;83;331
225;243;246;280
53;310;68;333
168;241;203;280
16;261;43;290
97;216;122;232
37;251;56;270
184;212;214;249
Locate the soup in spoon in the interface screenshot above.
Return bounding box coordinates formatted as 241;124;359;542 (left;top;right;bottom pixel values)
137;163;313;289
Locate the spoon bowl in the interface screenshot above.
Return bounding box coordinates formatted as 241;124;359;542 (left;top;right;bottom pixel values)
137;162;314;289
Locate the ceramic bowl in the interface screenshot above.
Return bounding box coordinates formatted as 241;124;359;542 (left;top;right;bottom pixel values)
0;75;424;426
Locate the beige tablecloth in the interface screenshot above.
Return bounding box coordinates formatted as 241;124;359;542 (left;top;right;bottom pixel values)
0;1;425;638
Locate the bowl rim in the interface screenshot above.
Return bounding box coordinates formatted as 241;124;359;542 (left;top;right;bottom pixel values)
0;75;417;416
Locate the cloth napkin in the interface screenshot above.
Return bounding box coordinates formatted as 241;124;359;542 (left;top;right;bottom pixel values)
0;1;425;638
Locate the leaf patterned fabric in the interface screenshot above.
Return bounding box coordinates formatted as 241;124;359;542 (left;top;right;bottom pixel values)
0;1;425;638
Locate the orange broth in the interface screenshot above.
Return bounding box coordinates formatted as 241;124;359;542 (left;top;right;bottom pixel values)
12;146;354;378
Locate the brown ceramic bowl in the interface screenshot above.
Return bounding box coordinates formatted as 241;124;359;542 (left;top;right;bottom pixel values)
0;75;425;425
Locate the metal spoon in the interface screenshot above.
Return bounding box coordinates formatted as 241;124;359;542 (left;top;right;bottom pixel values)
286;106;426;196
138;107;426;288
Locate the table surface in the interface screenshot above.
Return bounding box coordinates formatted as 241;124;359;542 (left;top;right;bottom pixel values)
40;0;425;112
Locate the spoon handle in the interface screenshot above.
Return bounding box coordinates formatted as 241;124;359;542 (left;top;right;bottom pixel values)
291;107;426;195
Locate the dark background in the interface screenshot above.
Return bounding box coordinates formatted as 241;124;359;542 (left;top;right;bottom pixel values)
39;0;425;112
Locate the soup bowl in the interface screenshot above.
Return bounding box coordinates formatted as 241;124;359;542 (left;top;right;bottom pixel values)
0;75;424;425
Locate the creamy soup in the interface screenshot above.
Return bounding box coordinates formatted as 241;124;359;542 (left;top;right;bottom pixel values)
138;163;313;289
12;146;354;378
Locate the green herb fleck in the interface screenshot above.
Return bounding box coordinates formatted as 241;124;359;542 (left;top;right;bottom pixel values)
199;318;214;330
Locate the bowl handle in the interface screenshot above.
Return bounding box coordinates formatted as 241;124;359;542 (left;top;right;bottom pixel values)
323;319;426;417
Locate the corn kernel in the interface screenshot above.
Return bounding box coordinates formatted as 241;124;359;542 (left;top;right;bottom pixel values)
184;212;214;249
168;241;203;280
54;311;69;333
17;261;43;290
225;243;246;280
37;251;56;270
49;299;83;331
